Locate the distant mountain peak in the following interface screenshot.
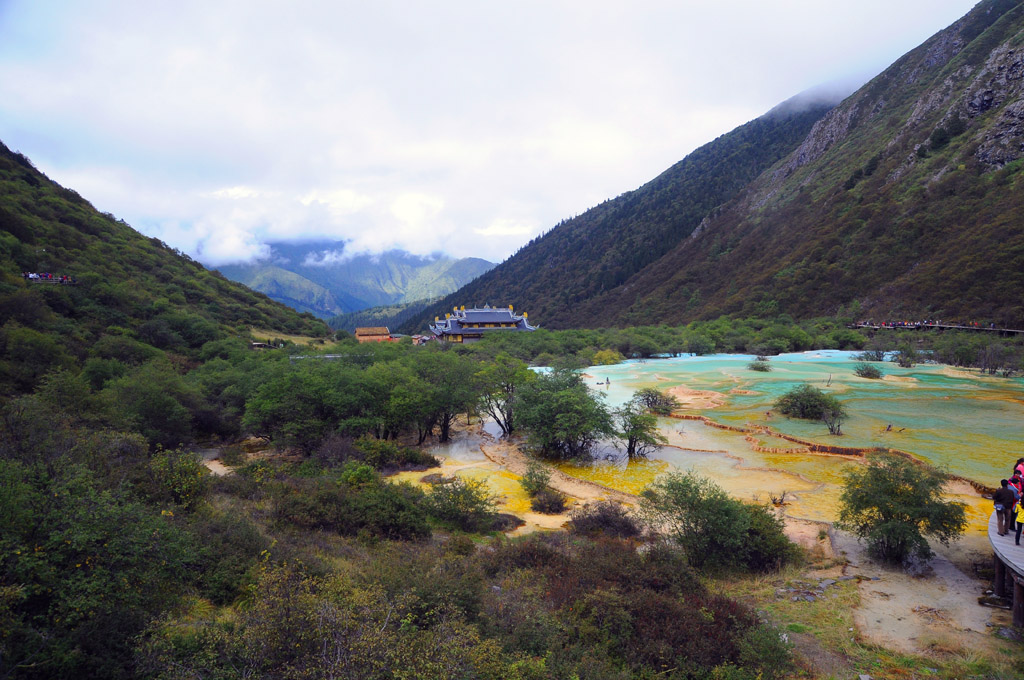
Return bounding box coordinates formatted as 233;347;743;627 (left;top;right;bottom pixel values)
218;243;494;319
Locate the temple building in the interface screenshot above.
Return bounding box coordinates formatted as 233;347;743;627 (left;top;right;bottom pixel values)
428;305;537;343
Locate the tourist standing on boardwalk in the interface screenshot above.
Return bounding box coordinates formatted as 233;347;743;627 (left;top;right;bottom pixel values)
994;480;1016;536
1010;474;1024;545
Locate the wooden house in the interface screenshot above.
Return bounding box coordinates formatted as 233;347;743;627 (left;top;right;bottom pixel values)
354;327;393;343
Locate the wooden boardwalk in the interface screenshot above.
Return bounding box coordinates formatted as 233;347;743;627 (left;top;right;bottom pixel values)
851;323;1024;335
988;510;1024;626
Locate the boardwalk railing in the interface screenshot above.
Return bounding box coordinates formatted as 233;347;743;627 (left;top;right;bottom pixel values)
850;323;1024;336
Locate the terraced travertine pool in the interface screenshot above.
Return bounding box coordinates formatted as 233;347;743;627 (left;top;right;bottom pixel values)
568;350;1023;526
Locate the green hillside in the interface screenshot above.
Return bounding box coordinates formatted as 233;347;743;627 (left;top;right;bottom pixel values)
404;0;1024;332
328;296;443;333
228;264;345;317
603;0;1024;327
400;95;838;332
0;141;329;395
218;243;493;318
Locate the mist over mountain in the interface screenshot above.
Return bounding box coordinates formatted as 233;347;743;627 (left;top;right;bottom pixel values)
217;242;493;319
400;91;840;332
403;0;1024;333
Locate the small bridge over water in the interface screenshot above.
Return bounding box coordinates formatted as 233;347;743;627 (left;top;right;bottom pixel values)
989;511;1024;626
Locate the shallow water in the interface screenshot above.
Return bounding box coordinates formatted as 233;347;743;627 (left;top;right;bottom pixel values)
422;353;1022;529
589;352;1024;481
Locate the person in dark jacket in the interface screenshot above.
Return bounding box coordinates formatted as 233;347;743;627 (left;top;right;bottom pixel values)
993;479;1017;536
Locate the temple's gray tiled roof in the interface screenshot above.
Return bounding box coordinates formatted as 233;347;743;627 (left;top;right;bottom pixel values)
428;306;536;338
458;310;519;323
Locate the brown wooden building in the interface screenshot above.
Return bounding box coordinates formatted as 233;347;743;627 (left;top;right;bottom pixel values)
354;327;393;343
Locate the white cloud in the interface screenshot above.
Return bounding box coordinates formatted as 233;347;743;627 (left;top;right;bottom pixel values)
0;0;982;266
474;219;535;237
302;249;350;267
208;186;261;200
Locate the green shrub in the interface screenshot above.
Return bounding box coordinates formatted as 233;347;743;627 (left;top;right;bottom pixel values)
631;387;680;415
530;488;567;514
190;511;268;605
742;503;801;571
274;478;430;540
150;447;207;509
747;356;772;372
774;384;844;420
567;501;642;539
853;362;883;379
311;435;440;472
426;477;497;532
339;461;378;486
520;460;551;497
354;436;440;471
641;471;796;573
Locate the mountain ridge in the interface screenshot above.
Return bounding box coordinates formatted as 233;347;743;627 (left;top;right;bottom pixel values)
397;94;841;332
218;243;493;318
402;0;1024;332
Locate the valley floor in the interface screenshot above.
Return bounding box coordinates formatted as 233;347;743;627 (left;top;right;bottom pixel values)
203;422;1024;678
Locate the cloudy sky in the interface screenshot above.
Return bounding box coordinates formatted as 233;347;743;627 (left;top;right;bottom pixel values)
0;0;980;266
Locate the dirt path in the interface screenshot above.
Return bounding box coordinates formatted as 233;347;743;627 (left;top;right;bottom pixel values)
832;530;999;656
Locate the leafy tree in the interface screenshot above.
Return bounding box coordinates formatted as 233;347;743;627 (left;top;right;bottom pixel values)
591;348;624;365
515;369;613;460
614;397;666;460
243;361;363;450
837;453;967;564
410;349;480;442
0;461;194;679
631;387;680;415
894;344;919;368
475;352;535;436
362;360;434;442
775;384;847;435
686;334;715;356
855;347;887;362
103;360;202;449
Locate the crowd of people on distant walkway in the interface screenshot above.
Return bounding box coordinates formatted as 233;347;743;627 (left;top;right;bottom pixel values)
858;319;999;330
992;458;1024;545
22;272;77;284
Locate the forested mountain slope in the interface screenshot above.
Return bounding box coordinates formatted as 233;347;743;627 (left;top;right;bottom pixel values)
602;0;1024;327
0;141;329;395
405;0;1024;332
218;242;493;318
400;95;838;332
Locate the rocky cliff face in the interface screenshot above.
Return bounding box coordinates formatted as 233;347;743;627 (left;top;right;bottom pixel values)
631;0;1024;326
